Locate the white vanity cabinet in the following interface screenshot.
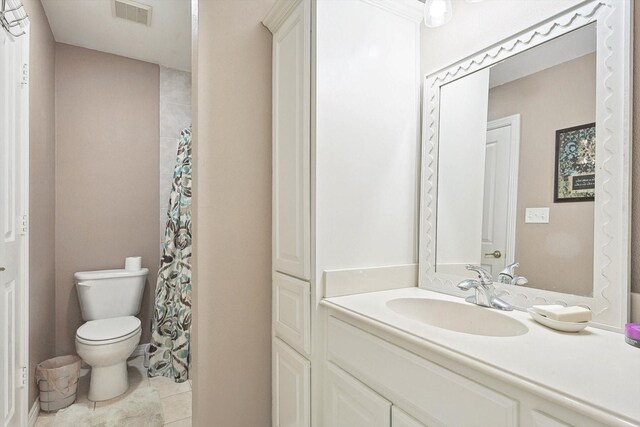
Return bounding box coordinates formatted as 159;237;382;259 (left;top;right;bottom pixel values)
266;1;312;424
326;315;519;427
323;308;628;427
325;362;427;427
325;363;391;427
264;0;422;426
392;407;427;427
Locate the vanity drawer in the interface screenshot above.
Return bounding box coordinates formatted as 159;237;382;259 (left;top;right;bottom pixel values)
393;407;427;427
273;272;311;356
529;410;573;427
327;316;518;427
523;406;607;427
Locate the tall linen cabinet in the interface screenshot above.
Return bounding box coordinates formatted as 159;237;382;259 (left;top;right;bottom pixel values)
263;1;422;425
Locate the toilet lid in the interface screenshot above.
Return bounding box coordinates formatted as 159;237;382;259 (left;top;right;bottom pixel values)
76;316;141;342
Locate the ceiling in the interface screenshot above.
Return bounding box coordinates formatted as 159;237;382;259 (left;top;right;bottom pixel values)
41;0;191;71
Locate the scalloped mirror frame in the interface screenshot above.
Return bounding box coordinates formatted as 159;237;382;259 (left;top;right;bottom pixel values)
418;0;632;332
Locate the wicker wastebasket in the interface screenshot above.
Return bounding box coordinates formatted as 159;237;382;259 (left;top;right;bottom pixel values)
35;355;82;412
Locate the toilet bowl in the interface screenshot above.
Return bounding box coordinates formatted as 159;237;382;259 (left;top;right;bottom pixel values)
74;267;148;402
75;316;142;401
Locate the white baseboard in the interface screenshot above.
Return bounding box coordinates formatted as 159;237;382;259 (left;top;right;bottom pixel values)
131;343;149;358
28;399;39;427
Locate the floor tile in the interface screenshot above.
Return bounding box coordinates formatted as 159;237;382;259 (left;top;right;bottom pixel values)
34;412;55;427
150;375;191;398
164;416;192;427
161;391;192;424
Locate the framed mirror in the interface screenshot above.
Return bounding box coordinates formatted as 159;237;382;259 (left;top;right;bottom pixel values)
418;0;632;331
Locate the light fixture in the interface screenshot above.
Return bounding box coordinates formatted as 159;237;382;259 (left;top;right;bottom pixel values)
423;0;453;28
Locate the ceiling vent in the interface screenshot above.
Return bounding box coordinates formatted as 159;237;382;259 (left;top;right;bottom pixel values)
113;0;152;26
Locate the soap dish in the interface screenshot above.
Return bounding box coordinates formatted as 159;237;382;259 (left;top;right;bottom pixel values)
527;308;589;333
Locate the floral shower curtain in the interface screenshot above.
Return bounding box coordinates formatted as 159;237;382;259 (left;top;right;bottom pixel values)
148;126;192;382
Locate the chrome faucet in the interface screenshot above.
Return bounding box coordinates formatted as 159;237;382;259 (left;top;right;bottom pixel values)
457;265;513;311
497;262;528;286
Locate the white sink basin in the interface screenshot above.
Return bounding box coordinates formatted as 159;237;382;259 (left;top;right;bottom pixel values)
386;298;528;337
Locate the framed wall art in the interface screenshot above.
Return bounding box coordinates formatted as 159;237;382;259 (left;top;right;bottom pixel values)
554;123;596;202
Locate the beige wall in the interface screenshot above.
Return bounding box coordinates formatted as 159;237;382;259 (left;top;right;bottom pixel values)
422;0;639;317
22;0;56;406
488;53;596;296
192;0;273;425
54;44;160;355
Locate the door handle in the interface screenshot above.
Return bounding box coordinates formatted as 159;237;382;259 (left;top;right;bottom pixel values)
0;267;5;272
484;250;502;259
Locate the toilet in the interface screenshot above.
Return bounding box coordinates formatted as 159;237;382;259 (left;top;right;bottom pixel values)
74;267;148;402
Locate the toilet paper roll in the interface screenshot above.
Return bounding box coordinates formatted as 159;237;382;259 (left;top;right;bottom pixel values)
125;257;142;271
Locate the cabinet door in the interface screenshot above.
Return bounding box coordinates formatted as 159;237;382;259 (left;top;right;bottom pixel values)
273;272;311;356
392;407;428;427
325;363;391;427
272;0;311;280
273;338;310;427
530;411;573;427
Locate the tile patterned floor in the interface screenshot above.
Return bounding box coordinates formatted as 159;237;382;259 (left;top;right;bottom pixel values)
35;356;191;427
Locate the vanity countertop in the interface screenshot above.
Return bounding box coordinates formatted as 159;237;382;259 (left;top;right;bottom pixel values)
322;287;640;425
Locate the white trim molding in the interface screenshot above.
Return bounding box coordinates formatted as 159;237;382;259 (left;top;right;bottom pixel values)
262;0;303;33
28;399;38;427
419;0;633;331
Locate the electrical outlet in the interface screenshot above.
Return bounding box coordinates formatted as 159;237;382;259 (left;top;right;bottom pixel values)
525;207;549;224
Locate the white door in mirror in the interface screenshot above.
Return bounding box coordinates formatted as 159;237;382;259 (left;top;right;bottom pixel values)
481;124;513;275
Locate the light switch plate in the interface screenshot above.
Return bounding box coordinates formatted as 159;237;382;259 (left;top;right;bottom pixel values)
525;207;550;224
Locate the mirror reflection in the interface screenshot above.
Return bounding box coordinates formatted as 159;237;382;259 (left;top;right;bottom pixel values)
435;23;597;297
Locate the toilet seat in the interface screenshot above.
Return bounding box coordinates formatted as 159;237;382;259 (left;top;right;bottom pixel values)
76;316;141;346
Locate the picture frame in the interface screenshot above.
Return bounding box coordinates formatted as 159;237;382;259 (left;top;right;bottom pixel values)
554;122;596;203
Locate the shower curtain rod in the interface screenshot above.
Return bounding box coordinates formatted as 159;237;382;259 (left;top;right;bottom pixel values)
0;0;28;38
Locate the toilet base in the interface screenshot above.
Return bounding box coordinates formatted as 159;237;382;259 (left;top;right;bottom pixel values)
88;362;128;401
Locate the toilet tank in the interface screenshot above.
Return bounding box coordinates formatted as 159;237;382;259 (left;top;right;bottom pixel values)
75;268;149;321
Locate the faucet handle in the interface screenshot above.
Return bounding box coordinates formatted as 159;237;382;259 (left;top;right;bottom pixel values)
499;262;520;279
465;265;493;285
514;276;529;286
498;262;529;286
